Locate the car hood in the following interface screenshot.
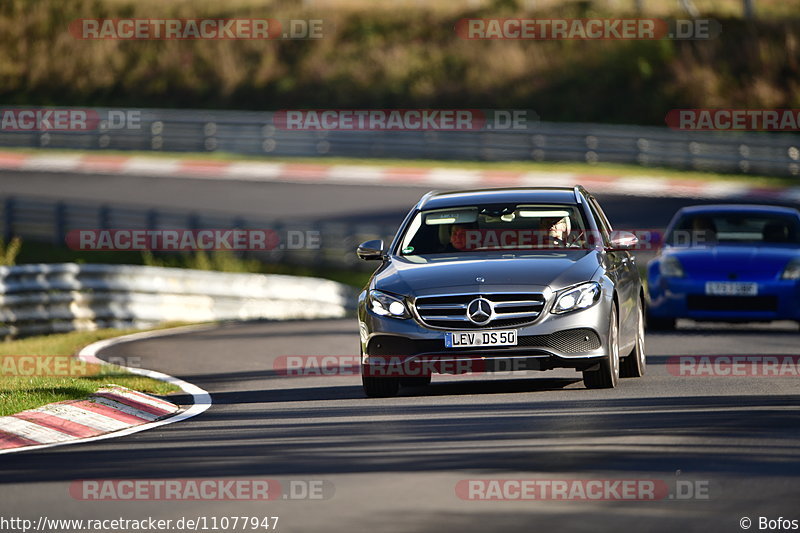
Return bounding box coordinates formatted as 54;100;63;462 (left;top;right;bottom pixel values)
663;245;799;279
373;250;602;296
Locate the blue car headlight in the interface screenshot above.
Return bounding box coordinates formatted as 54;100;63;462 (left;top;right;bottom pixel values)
552;282;601;315
781;258;800;280
659;256;685;278
368;290;410;319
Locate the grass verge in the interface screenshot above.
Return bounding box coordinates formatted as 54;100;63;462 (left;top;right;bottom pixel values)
0;326;187;416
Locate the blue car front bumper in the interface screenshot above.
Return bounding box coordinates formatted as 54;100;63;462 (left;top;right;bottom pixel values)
648;276;800;322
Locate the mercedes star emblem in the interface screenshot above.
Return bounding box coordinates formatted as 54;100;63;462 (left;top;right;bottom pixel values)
466;297;493;325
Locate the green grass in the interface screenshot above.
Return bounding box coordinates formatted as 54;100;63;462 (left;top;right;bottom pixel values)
3;146;796;188
0;327;186;416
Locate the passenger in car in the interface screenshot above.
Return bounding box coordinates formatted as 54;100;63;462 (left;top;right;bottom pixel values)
691;216;717;245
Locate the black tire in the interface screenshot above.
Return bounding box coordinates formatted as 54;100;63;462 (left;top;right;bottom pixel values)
401;375;432;388
583;303;620;389
620;300;646;378
362;371;400;397
647;314;676;332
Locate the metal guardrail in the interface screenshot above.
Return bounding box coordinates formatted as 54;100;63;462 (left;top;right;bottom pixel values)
0;195;397;270
0;263;355;337
0;107;799;177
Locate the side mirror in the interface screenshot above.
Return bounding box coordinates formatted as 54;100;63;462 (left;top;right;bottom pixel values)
357;239;385;260
608;231;639;251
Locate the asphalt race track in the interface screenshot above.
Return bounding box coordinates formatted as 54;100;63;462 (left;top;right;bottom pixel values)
0;169;772;227
1;320;799;532
1;170;799;532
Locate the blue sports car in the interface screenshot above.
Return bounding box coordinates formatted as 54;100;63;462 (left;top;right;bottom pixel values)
647;204;800;330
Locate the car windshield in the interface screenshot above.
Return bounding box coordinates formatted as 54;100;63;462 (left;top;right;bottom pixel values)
397;203;590;255
667;212;800;246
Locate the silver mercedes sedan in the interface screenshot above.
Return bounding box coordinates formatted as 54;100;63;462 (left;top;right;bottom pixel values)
356;186;646;397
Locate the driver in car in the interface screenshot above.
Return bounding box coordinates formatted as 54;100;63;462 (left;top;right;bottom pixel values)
539;216;571;247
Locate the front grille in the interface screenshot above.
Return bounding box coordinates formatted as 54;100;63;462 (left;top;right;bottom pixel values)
687;295;778;312
414;293;546;329
367;328;600;356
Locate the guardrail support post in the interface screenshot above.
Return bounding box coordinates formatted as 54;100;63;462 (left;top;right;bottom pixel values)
99;205;111;230
54;202;67;246
3;198;14;242
147;209;158;231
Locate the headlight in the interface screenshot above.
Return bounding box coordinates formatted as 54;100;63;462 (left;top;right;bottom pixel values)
781;258;800;280
368;290;410;319
552;282;601;314
659;256;685;278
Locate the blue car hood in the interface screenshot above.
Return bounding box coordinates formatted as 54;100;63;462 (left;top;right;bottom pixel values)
664;245;799;279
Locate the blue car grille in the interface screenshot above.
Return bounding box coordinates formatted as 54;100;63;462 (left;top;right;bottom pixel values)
686;295;778;312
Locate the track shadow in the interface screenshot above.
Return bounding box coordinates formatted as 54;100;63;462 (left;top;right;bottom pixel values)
2;389;798;483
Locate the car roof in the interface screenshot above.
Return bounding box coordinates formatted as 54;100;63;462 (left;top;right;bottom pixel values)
676;204;800;217
418;187;583;210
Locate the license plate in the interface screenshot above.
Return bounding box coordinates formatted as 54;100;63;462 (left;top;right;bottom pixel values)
445;330;518;348
705;282;758;296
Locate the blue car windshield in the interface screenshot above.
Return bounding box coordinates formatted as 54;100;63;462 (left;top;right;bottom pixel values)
667;212;800;246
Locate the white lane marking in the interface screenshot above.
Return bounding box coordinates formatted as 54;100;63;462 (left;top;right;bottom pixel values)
0;323;214;455
20;154;83;172
89;397;158;422
35;404;130;432
518;172;577;187
424;169;483;187
694;181;750;199
225;162;286;180
611;177;671;196
121;158;180;176
97;386;180;413
0;417;75;443
327;165;386;183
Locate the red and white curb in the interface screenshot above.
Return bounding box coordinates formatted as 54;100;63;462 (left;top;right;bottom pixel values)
0;385;180;449
0;324;213;455
1;151;798;202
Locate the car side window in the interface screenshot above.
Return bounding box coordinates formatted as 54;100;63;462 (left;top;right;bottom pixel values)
586;197;611;245
589;197;613;232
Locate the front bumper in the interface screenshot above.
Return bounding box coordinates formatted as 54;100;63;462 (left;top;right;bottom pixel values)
359;292;613;374
648;276;800;322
